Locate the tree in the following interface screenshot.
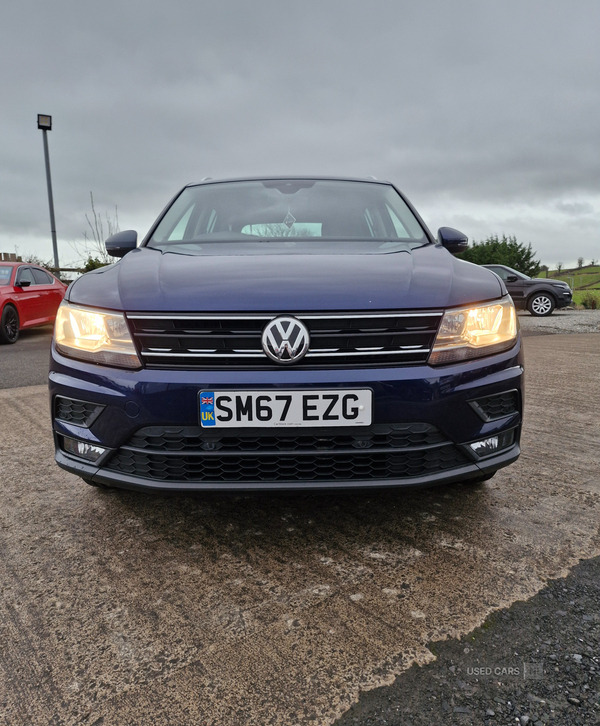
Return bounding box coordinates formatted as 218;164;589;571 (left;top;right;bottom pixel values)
18;252;53;270
13;250;71;281
556;262;563;274
69;192;119;269
82;256;109;272
577;257;584;268
457;234;541;277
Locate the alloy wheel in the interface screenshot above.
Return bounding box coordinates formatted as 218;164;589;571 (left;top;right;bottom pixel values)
530;295;553;316
2;307;19;343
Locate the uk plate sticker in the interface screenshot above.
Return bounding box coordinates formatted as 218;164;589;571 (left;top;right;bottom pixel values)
200;392;216;426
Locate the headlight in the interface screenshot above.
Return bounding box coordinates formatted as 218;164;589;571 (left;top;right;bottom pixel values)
54;301;141;369
428;296;517;366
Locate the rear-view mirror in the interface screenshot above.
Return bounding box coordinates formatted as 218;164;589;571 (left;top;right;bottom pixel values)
437;227;468;255
106;230;138;258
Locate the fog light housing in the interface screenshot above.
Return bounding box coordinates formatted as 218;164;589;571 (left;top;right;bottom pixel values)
469;429;515;458
62;436;106;462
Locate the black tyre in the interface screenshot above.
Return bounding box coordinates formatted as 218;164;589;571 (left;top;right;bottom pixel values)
0;305;20;344
527;292;555;316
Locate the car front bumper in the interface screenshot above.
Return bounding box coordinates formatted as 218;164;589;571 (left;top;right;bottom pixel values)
556;292;572;309
49;339;524;492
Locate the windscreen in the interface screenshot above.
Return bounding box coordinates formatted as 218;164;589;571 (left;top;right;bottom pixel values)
147;180;429;254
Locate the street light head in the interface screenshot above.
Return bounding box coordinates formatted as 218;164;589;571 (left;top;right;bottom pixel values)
37;114;52;130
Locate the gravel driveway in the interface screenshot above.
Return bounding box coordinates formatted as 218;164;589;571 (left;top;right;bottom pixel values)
519;309;600;336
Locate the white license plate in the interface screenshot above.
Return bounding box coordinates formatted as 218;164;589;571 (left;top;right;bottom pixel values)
199;390;372;428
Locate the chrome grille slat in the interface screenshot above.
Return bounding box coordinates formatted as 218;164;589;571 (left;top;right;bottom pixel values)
128;311;442;369
305;349;430;358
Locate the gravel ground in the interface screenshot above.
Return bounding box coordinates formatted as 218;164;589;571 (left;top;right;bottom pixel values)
518;309;600;336
335;556;600;726
334;322;600;726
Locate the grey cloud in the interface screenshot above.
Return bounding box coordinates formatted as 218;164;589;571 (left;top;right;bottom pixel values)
0;0;599;265
555;201;595;216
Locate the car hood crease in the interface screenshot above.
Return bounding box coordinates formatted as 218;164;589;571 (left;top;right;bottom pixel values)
68;245;504;312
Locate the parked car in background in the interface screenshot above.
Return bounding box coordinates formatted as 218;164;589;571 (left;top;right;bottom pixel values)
482;264;572;316
50;176;523;493
0;262;67;344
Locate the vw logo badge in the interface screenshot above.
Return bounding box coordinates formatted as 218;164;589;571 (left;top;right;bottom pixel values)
262;316;310;364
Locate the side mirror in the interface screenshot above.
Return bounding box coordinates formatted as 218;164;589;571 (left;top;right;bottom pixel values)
106;230;138;258
506;275;519;283
438;227;468;255
16;279;31;288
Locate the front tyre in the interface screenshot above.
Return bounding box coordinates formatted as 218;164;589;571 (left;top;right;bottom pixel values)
0;305;20;344
528;293;555;317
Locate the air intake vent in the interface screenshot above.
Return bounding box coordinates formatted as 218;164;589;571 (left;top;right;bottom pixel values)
54;396;105;427
469;390;519;422
105;423;469;483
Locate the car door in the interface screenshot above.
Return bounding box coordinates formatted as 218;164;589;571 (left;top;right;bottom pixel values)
31;267;63;321
13;266;41;325
488;266;526;307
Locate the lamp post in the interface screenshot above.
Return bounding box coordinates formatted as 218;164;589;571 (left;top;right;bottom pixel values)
37;114;59;269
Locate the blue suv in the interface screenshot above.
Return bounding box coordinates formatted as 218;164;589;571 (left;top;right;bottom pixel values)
50;177;523;492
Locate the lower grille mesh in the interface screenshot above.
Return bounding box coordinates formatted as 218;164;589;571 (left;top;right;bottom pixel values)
470;391;519;421
54;396;104;427
105;424;469;483
126;423;447;452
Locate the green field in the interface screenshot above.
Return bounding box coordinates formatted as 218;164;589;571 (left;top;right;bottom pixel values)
572;290;600;307
538;266;600;286
535;265;600;308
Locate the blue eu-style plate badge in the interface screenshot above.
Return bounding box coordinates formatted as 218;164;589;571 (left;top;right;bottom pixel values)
200;392;216;427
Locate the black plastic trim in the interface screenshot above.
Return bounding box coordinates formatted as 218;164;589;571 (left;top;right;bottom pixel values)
54;443;520;493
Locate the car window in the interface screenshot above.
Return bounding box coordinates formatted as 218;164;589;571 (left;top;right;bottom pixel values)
17;267;35;285
167;205;194;241
241;222;323;237
0;266;12;284
32;268;53;285
385;204;410;236
149;180;430;252
488;266;509;281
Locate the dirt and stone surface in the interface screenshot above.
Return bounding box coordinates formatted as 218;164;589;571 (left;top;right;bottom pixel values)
336;555;600;726
0;326;598;725
518;308;600;336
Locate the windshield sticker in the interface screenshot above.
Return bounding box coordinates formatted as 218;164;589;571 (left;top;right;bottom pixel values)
283;211;296;229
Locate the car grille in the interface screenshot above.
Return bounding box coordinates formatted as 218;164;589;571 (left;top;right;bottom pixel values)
54;396;105;427
469;391;519;421
126;311;442;369
105;424;470;483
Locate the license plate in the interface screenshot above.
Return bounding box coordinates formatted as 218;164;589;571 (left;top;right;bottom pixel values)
199;390;372;428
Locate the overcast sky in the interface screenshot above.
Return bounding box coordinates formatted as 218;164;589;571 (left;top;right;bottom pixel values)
1;0;598;268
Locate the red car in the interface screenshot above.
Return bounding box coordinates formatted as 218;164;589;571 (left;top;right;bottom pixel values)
0;262;68;344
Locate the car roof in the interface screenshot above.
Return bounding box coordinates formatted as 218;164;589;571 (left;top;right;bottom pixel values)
185;175;392;188
0;261;52;268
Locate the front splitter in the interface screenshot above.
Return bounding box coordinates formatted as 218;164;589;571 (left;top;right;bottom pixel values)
55;446;520;493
